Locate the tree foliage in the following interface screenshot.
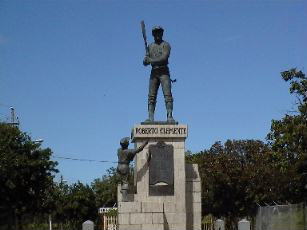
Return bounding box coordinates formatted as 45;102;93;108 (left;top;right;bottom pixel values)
48;168;122;229
186;69;307;225
187;139;302;229
187;140;294;216
268;69;307;158
267;68;307;200
0;123;58;228
64;182;96;227
91;167;122;208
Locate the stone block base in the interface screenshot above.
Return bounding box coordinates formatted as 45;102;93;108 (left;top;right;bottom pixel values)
119;224;141;230
117;124;201;230
117;164;201;230
186;164;202;230
118;202;187;230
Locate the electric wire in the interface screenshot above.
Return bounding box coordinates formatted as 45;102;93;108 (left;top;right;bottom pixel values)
52;155;118;164
0;103;11;108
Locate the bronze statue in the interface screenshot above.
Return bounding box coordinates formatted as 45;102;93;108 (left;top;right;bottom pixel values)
142;23;175;123
117;137;148;202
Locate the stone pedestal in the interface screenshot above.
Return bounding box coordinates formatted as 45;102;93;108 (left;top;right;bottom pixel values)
118;124;201;230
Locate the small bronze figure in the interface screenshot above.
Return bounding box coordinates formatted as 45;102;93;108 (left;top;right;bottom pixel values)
142;25;175;123
117;137;148;202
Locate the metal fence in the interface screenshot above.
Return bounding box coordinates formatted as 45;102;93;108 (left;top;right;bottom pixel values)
98;208;117;230
255;203;306;230
202;215;214;230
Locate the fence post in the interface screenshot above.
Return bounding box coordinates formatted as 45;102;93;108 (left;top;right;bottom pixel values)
82;220;94;230
214;219;225;230
304;202;307;230
49;214;52;230
103;215;106;230
238;218;250;230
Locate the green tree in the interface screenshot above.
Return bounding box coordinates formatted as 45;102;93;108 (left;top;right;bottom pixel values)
187;140;296;228
65;182;96;228
92;167;122;208
48;181;96;230
51;179;70;228
0;123;58;229
267;68;307;201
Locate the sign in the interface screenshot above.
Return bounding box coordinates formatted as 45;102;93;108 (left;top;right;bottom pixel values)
149;141;174;186
132;124;188;140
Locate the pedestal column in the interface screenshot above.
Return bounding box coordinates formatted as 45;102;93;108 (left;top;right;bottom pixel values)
132;124;187;230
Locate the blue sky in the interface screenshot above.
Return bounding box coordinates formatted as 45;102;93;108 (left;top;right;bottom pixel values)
1;0;307;184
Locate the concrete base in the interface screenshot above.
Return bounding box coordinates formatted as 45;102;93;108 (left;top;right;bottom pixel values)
117;124;201;230
186;164;202;230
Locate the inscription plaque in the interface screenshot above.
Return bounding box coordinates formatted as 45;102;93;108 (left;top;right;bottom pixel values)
132;124;188;140
149;141;174;195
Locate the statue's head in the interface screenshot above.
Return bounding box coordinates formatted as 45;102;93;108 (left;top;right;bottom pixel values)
120;137;130;149
152;26;164;42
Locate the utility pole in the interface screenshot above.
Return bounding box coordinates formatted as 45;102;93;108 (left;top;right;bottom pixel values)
9;107;19;126
49;214;52;230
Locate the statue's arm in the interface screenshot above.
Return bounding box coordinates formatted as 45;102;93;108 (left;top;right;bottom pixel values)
143;46;151;66
137;140;149;153
143;56;150;66
129;140;149;157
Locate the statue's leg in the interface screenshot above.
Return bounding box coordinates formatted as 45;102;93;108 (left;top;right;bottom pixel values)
121;183;129;202
146;75;159;122
121;174;129;202
161;75;175;122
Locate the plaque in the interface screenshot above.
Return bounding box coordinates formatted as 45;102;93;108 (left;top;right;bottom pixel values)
149;141;174;195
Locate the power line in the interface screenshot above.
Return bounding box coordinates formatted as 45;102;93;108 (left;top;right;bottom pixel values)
52;155;118;164
0;103;11;108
